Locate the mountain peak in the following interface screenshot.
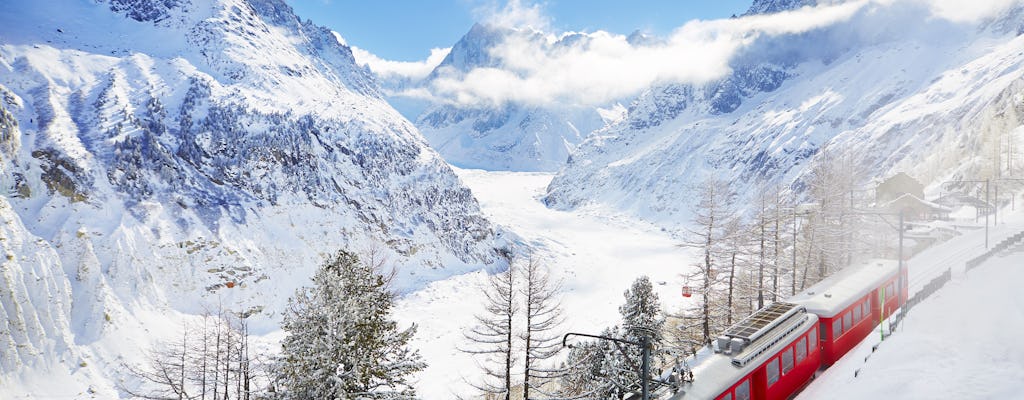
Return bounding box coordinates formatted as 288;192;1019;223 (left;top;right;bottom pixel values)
745;0;818;16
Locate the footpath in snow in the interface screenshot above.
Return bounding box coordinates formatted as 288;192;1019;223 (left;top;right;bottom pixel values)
798;207;1024;399
392;169;696;400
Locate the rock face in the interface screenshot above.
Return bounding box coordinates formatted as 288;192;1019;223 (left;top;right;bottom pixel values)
545;1;1024;227
0;0;503;393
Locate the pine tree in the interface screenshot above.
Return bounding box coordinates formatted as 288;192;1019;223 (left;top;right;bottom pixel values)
275;250;425;400
559;277;665;400
603;276;665;398
559;339;608;399
619;276;664;350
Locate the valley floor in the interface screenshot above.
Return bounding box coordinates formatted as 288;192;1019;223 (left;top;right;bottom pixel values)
393;169;696;399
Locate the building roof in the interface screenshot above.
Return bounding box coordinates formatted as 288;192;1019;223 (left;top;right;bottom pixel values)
789;259;900;317
879;193;953;213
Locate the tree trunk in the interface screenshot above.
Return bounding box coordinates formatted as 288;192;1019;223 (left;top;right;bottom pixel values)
703;227;713;345
727;251;736;326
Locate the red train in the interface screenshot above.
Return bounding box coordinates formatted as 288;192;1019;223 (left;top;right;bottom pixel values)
667;259;907;400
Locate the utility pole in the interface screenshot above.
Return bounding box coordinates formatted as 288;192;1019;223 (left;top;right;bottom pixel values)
641;336;650;400
986;179;990;249
792;214;798;297
995;184;999;225
898;211;905;321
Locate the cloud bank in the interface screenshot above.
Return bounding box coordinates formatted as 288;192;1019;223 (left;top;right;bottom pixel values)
428;1;869;107
358;0;1023;108
351;46;451;81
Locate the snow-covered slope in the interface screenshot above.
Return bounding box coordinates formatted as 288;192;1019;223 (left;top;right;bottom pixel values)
411;24;619;172
798;237;1024;399
0;0;503;394
544;1;1024;225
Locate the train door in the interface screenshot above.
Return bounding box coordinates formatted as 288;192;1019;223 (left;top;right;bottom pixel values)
752;366;767;400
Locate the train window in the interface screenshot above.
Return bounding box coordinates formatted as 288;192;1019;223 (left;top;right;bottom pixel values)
811;327;818;349
735;379;750;400
863;300;871;319
717;393;732;400
767;358;780;386
844;312;853;331
782;348;794;374
832;319;843;340
853;303;862;323
796;337;807;362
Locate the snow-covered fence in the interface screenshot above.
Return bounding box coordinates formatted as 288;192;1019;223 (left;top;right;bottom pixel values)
905;268;951;312
965;230;1024;271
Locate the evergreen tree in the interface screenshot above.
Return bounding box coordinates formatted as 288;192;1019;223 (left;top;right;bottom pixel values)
559;277;665;400
275;250;425;400
559;339;607;399
619;276;664;350
615;276;664;396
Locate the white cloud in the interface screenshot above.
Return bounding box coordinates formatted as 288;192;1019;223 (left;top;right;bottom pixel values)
917;0;1019;23
385;0;1021;108
427;1;870;107
350;46;451;82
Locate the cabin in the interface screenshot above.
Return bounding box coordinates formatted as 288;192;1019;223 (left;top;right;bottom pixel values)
875;172;925;204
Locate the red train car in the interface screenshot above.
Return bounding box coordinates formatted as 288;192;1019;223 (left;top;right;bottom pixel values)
665;259;906;400
669;302;820;400
789;259;906;367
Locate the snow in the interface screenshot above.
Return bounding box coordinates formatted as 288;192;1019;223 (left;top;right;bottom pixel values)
796;205;1024;399
393;169;697;399
3;1;1024;399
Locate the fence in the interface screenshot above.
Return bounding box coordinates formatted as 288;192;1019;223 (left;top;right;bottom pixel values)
904;268;951;312
965;231;1024;271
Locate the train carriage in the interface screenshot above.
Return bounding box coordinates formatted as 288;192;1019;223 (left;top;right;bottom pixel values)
669;303;820;400
664;259;907;400
788;259;907;367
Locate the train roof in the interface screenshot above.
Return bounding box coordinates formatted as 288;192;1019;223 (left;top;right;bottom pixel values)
789;259;900;318
666;306;818;400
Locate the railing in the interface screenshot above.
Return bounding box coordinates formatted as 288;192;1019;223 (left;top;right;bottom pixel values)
905;268;951;312
966;231;1024;271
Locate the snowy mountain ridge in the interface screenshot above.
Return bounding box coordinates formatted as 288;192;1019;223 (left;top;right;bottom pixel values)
0;0;505;395
545;0;1024;226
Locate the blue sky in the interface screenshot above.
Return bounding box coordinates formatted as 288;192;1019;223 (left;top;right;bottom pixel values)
285;0;754;62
